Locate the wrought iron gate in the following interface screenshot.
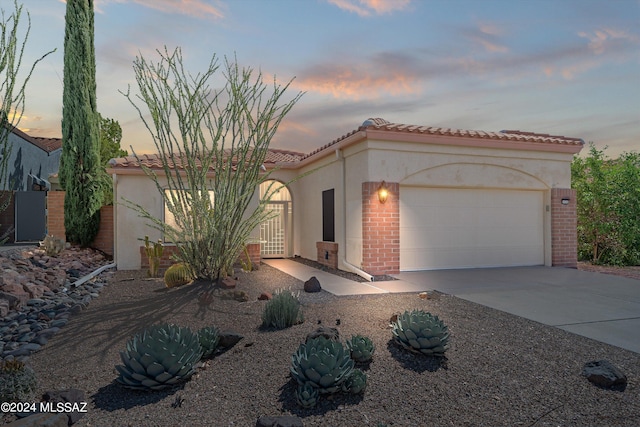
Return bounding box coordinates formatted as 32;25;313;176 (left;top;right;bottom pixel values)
15;191;46;242
260;202;287;258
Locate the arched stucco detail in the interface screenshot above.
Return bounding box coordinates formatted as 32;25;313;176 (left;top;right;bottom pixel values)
400;162;549;190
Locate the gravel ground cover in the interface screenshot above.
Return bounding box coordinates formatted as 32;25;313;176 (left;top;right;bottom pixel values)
13;263;640;427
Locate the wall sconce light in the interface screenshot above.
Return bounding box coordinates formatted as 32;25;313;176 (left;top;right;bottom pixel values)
378;181;389;204
561;198;570;205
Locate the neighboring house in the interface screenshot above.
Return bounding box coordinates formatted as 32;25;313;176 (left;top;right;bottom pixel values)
107;118;583;276
0;127;62;191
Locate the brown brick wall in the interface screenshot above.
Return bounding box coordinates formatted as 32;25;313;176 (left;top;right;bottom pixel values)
140;244;180;273
238;242;261;270
46;191;66;242
316;241;338;269
46;191;114;256
0;191;15;243
361;181;400;275
551;188;577;268
141;243;262;274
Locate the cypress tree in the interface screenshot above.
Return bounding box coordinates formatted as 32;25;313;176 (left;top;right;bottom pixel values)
59;0;102;246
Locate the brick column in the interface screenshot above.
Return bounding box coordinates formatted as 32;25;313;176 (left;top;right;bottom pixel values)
362;181;400;275
316;241;338;269
46;191;66;241
551;188;577;268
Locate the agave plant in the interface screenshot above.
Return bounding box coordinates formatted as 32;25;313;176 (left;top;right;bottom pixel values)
295;382;319;408
391;309;449;356
346;335;375;363
198;326;220;359
342;369;367;394
291;336;354;394
115;324;204;390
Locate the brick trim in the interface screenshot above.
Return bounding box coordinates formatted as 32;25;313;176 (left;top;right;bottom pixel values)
551;188;577;268
316;241;338;269
361;181;400;275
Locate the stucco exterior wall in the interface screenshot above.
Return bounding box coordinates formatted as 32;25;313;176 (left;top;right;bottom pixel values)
0;132;61;191
364;139;573;188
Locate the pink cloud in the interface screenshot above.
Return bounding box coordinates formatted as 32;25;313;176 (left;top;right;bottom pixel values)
578;28;639;55
327;0;411;16
89;0;224;20
293;65;420;100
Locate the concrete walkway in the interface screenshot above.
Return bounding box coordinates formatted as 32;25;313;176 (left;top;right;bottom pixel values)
264;259;640;354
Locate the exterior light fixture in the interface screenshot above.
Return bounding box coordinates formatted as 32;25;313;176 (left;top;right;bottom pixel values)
561;198;570;205
378;181;389;204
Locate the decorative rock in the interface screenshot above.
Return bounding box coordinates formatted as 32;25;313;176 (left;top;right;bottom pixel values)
305;326;340;343
304;276;321;293
258;292;272;301
218;331;244;349
256;415;304;427
583;360;627;391
220;277;238;289
5;412;69;427
0;298;11;317
0;285;29;308
42;389;87;424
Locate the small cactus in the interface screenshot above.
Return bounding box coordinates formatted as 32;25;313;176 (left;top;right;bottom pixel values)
346;334;375;363
144;235;164;277
39;235;66;256
0;360;38;402
342;369;367;394
198;326;220;359
296;382;319;408
164;262;194;288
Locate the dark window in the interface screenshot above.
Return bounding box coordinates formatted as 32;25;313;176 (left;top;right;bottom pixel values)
322;189;335;242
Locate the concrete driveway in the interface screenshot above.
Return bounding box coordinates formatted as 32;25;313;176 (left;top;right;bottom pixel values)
393;266;640;354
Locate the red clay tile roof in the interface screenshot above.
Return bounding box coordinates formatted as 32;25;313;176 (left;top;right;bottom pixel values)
108;118;584;170
108;148;305;170
301;118;584;160
10;127;62;153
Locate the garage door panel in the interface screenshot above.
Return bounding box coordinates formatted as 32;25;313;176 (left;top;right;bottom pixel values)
400;188;544;270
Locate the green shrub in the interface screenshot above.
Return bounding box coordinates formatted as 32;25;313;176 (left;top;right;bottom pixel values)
346;335;375;363
198;326;220;359
290;336;354;395
115;324;203;390
0;360;37;402
261;289;303;329
391;309;450;356
341;368;367;394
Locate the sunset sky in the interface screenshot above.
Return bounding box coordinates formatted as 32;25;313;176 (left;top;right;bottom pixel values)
13;0;640;156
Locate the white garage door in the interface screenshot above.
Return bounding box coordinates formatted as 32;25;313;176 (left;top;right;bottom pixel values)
400;187;544;271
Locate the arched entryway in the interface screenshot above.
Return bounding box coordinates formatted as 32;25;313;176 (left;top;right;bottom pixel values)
259;180;292;258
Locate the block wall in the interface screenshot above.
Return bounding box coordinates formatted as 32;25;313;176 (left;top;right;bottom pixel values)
46;191;114;256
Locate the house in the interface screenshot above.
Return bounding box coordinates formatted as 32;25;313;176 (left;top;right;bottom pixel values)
0;127;62;191
107;118;583;276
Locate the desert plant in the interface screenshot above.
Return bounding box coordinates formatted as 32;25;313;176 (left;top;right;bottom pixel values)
39;235;66;256
164;262;193;288
346;334;375;363
341;368;367;394
261;288;303;329
115;324;203;391
391;309;450;356
0;359;37;402
290;336;354;395
295;382;319;409
144;235;164;277
197;326;220;359
122;47;303;283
